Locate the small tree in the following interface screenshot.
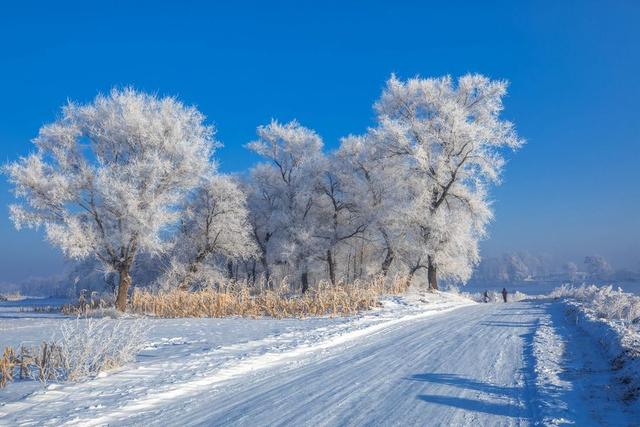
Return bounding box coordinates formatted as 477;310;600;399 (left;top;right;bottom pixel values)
335;134;405;279
584;255;613;280
5;88;215;310
245;120;325;292
315;156;368;285
563;261;579;282
167;174;257;289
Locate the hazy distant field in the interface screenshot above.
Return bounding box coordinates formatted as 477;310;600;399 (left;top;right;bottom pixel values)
458;280;640;296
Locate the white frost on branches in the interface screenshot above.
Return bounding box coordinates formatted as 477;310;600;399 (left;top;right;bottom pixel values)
58;317;148;380
161;174;258;289
365;74;524;287
5;74;524;297
5;88;216;308
245;120;326;291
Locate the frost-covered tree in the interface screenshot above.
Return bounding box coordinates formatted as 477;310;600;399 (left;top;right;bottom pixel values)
335;134;404;278
397;196;488;285
315;154;369;285
165;174;257;289
370;74;524;289
4;88;215;310
243;171;278;282
563;262;579;282
503;253;530;281
245;120;325;292
584;255;613;280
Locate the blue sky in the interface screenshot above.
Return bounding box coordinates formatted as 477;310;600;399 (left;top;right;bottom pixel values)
1;1;638;281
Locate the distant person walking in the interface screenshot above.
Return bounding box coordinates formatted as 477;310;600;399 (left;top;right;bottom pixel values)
501;288;508;303
483;291;489;303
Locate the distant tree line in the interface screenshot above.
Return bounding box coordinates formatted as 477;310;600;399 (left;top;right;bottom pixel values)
471;252;637;283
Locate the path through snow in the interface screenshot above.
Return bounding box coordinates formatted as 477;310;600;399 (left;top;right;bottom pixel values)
1;299;636;426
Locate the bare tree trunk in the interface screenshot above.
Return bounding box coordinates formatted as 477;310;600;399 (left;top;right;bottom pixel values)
251;260;257;284
301;271;309;294
115;267;132;312
359;242;364;278
407;268;417;287
227;260;234;280
353;250;357;280
381;247;394;277
255;230;271;283
380;229;394;277
327;249;336;286
427;255;438;290
260;255;270;282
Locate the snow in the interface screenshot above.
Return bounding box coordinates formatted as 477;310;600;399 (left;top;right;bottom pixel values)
2;291;639;426
529;301;637;425
547;284;640;408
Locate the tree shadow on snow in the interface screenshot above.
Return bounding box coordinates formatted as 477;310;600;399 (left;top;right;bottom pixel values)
490;312;546;317
416;394;519;417
408;373;521;398
407;373;528;418
479;320;538;328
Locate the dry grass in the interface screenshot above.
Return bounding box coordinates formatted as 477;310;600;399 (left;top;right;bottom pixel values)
130;275;411;318
0;317;148;389
0;342;64;388
61;290;114;316
0;347;15;388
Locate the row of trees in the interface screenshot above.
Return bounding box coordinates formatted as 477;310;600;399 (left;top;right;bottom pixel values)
472;252;616;283
5;74;523;310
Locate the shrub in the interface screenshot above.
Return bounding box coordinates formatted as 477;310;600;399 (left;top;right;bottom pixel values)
0;347;15;388
0;317;148;389
57;317;148;381
0;342;65;387
551;284;640;324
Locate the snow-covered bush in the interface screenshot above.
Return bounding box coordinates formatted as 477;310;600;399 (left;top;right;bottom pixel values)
512;291;529;302
551;284;640;324
1;318;147;388
57;317;148;381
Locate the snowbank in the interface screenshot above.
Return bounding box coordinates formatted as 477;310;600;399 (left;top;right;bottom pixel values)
551;285;640;402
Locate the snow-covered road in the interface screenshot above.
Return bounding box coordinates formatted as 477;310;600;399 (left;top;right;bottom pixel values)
169;302;539;426
1;298;636;426
169;304;539;425
147;301;634;427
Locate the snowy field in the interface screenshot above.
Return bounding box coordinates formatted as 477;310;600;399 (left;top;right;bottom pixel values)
1;288;640;426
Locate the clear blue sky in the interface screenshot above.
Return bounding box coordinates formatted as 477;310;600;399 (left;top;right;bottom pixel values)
1;1;638;282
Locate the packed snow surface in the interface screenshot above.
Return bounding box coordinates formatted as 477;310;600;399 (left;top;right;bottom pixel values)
1;291;638;426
